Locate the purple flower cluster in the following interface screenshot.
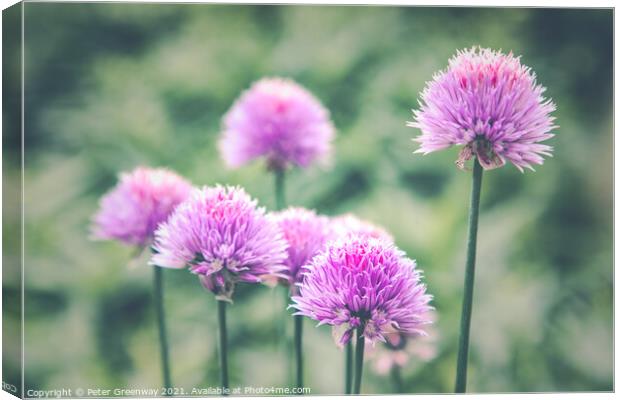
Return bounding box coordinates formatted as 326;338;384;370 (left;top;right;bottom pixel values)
91;167;192;247
291;236;432;345
409;47;557;172
271;207;331;294
220;77;335;171
150;185;288;301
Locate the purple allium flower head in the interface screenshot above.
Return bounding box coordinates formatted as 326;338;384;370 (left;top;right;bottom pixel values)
220;77;335;171
291;236;432;346
330;214;394;243
271;207;331;293
150;185;288;301
91;167;192;247
408;47;557;172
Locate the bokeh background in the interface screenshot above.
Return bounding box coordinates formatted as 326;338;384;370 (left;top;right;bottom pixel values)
2;3;613;395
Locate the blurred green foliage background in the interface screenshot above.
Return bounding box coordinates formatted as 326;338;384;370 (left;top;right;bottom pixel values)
3;3;613;394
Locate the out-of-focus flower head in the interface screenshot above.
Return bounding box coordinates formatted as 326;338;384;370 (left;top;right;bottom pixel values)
150;185;288;301
408;46;557;172
91;167;192;247
366;312;439;375
270;207;331;294
291;236;432;346
220;77;335;171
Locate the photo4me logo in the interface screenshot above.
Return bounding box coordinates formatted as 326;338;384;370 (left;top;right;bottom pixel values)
2;381;18;394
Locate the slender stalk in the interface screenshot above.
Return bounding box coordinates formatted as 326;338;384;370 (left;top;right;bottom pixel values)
274;168;290;385
344;341;353;394
390;365;403;393
274;168;286;210
352;327;365;395
282;288;293;384
454;159;484;393
153;267;172;395
294;315;304;390
217;300;229;393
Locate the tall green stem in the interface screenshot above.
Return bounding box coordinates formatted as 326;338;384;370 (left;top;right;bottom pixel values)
217;300;229;393
390;365;403;393
344;340;353;394
294;315;304;390
454;159;484;393
274;168;286;210
274;168;291;385
282;288;293;384
352;327;365;395
153;267;172;395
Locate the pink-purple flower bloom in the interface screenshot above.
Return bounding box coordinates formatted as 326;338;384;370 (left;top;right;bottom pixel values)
408;47;557;172
291;236;432;345
150;185;288;301
91;167;192;247
271;207;331;293
330;214;394;243
366;312;438;375
220;77;335;171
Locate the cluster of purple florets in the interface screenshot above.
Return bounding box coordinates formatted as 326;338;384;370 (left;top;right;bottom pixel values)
409;47;556;172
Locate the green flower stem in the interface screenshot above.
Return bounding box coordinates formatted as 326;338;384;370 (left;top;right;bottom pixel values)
274;168;293;385
345;341;353;394
294;315;304;390
353;327;365;395
274;168;286;210
390;365;403;393
153;267;172;395
455;159;484;393
217;300;229;393
282;289;293;384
